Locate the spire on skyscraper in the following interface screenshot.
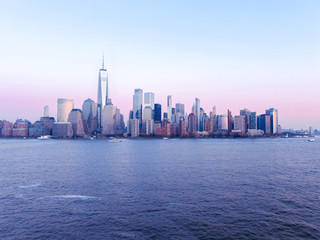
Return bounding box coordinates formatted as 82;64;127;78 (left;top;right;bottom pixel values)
102;53;105;70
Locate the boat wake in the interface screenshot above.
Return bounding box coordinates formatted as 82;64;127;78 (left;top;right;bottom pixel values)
18;183;41;188
40;195;99;200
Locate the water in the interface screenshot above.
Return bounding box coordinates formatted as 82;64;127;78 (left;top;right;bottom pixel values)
0;138;320;239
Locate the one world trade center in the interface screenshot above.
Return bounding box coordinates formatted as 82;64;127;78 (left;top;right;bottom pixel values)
97;56;108;130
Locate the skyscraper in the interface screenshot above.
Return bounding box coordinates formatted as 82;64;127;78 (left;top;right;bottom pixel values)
234;115;246;133
266;108;278;134
57;98;74;122
68;109;85;137
167;95;172;122
82;98;97;134
175;103;185;122
97;56;108;129
258;114;271;134
250;112;257;129
218;114;228;130
144;92;155;110
102;103;116;135
227;109;233;133
44;106;49;117
154;103;162;123
240;108;251;130
194;98;200;131
133;89;143;119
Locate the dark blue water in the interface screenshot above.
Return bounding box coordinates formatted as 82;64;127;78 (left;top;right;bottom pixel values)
1;138;320;239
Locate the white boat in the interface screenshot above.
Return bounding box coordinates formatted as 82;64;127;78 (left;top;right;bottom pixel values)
163;137;169;140
37;135;51;140
109;138;122;142
308;139;315;142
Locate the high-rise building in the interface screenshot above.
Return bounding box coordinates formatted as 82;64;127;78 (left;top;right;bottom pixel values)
266;108;278;134
82;98;97;121
44;106;49;117
82;98;97;134
52;122;73;138
154;103;162;123
227;109;233;133
167;95;172;122
97;56;108;129
240;108;251;130
57;98;74;122
212;106;216;116
234;115;246;133
250;112;257;129
133;89;143;119
129;118;139;137
194;98;200;131
257;114;271;134
188;113;196;136
68;109;85;137
102;103;116;135
114;107;125;135
218;114;228;130
144;92;155;110
175;103;185;123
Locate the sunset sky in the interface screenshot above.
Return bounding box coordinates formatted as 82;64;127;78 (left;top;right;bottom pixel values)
0;0;319;129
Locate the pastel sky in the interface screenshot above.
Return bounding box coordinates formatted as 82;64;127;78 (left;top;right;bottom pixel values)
0;0;319;129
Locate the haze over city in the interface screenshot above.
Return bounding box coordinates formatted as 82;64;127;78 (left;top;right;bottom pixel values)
1;1;319;129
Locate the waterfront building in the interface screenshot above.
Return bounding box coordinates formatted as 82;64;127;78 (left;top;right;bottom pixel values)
52;122;73;138
40;117;55;135
227;109;233;133
144;92;155;110
199;108;205;131
68;109;85;137
309;126;314;135
218;114;228;131
188;113;196;136
1;121;13;137
153;122;161;134
57;98;74;122
266;108;278;134
114;108;125;135
129;118;139;138
102;103;116;135
155;121;171;137
250;112;257;129
240;108;251;130
154;103;162;123
234;115;246;133
175;103;185;123
204;118;213;133
194;98;200;131
82;98;97;121
29;121;44;137
179;120;187;137
142;106;154;135
257;114;271;135
97;56;108;129
133;89;143;119
167;95;172;122
82;98;97;134
12;119;29;137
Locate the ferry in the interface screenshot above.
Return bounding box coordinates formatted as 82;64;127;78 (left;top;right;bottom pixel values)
109;138;122;143
37;135;51;140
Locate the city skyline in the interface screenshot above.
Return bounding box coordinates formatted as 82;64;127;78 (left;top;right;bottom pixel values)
0;1;319;129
